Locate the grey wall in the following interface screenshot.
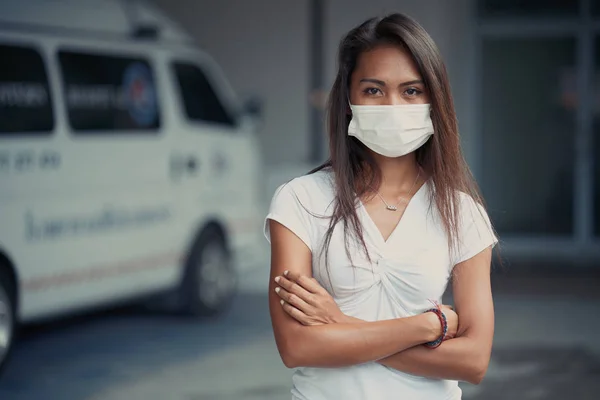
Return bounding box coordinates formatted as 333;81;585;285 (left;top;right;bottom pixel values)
153;0;475;169
152;0;310;166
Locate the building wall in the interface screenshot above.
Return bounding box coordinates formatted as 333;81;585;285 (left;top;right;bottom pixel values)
152;0;310;166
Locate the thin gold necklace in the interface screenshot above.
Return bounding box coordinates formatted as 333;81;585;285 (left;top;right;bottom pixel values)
372;169;421;212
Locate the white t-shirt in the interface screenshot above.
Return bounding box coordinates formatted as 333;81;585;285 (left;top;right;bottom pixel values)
264;168;497;400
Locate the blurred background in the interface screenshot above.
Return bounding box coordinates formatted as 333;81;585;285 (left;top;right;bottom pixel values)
0;0;599;399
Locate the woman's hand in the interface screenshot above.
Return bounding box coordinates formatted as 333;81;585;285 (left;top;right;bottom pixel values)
273;270;348;326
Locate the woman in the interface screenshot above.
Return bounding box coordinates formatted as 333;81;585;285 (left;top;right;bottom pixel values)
265;12;497;400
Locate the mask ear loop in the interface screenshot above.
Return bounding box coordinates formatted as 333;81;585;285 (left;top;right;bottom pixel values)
346;94;352;116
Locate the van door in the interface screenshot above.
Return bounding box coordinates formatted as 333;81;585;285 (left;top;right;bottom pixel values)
167;56;262;275
0;40;60;319
167;58;238;221
10;44;183;319
49;46;181;311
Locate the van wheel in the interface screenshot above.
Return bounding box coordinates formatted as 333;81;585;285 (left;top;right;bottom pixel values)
180;227;237;316
0;267;15;377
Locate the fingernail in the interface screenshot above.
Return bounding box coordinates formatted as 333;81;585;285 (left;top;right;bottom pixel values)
280;299;284;305
283;270;289;276
274;276;280;283
275;287;280;293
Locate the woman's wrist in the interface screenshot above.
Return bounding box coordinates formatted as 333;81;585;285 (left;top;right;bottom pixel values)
338;314;362;324
422;311;444;343
422;308;447;348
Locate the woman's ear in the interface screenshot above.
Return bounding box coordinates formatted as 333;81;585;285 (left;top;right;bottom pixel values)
346;91;353;115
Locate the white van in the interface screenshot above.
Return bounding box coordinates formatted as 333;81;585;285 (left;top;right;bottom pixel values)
0;0;265;373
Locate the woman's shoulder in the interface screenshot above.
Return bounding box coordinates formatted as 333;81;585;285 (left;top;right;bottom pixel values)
427;183;491;224
454;190;486;214
276;168;334;196
270;168;336;213
453;190;495;239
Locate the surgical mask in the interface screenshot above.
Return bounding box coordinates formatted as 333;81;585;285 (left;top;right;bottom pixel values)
347;103;434;158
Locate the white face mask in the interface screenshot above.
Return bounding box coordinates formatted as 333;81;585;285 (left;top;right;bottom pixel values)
348;103;434;158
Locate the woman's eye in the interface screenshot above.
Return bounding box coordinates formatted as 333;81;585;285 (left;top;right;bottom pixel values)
405;88;422;96
363;87;382;96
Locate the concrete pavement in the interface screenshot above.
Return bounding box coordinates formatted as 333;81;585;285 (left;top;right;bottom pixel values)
91;291;600;400
0;266;598;399
92;334;292;400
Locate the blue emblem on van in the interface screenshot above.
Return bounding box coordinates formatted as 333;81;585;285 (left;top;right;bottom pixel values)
122;63;158;127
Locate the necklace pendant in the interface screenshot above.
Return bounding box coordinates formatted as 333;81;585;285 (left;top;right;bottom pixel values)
386;205;398;211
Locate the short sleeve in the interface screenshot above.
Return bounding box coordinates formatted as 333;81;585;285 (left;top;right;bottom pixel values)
264;180;314;251
453;195;498;266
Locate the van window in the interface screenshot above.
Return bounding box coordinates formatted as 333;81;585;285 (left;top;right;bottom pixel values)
0;44;54;134
172;62;236;127
58;50;160;132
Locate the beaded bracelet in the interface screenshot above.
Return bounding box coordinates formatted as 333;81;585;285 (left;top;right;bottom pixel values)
423;307;447;349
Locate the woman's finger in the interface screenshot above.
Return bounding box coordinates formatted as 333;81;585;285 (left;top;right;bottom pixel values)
275;286;313;314
282;270;308;289
298;275;328;295
283;270;324;295
280;300;312;325
275;275;314;303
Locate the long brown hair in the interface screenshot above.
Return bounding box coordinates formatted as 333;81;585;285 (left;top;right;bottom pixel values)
309;13;490;267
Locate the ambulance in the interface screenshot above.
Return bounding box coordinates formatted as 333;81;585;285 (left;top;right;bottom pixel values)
0;0;265;374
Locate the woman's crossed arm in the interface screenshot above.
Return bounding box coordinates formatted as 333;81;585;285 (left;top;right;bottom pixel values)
376;249;494;384
268;220;457;368
272;231;494;384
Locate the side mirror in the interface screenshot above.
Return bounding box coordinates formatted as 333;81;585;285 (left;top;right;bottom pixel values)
242;96;263;119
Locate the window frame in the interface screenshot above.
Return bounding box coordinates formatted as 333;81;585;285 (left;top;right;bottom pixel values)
169;57;239;130
473;0;600;259
0;40;55;136
477;0;581;19
56;46;162;135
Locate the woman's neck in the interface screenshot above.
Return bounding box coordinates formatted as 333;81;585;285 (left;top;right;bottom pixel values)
373;152;421;192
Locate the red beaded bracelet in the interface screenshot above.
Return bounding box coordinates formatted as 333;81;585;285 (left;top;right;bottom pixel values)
424;307;447;349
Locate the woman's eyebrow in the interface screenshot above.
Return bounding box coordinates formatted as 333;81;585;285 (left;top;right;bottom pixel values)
359;78;386;86
358;78;424;87
399;79;424;87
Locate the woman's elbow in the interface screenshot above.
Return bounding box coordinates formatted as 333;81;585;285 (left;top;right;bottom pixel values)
464;356;490;385
278;336;325;368
279;347;301;369
276;336;305;369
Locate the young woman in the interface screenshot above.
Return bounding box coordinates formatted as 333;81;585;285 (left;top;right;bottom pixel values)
265;13;497;400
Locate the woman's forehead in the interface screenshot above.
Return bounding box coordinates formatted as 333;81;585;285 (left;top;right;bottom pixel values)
354;44;421;82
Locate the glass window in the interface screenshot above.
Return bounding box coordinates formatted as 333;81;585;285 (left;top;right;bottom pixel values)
480;37;576;236
58;50;160;132
0;44;54;134
172;62;236;127
478;0;579;18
